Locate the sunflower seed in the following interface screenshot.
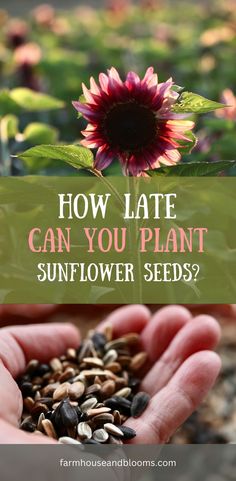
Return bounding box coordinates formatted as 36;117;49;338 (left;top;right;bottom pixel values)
108;435;123;445
58;368;75;383
66;348;77;360
37;412;45;431
93;413;114;425
83;439;100;445
86;407;111;417
103;349;118;365
68;381;85;400
130;352;148;371
19;325;148;445
59;436;82;445
118;425;136;439
104;423;124;437
85;383;101;396
83;357;104;368
114;387;131;398
42;419;57;439
78;340;94;362
78;422;92;440
93;429;109;443
91;332;107;350
103;324;113;342
123;333;140;345
82;369;107;378
104;396;131;413
53;383;70;401
105;339;126;351
23;397;35;412
80;397;98;413
50;358;63;372
20;420;36;432
26;360;39;375
131;392;150;418
100;380;116;398
113;410;121;425
60;399;79;427
31;403;49;417
41;383;59;397
105;362;121;373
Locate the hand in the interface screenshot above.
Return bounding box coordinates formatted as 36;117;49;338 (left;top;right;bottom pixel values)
0;305;56;327
0;305;221;444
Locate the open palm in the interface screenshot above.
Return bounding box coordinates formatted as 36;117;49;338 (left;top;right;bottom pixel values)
0;305;221;444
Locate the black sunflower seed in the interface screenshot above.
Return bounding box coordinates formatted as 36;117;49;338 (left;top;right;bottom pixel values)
118;425;136;439
131;392;150;418
35;364;51;377
20;421;36;433
60;399;79;428
128;377;140;389
91;332;107;351
20;382;34;398
104;396;131;415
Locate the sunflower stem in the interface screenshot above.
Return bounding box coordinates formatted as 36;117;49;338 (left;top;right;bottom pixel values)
134;177;143;303
89;167;125;210
0;117;11;176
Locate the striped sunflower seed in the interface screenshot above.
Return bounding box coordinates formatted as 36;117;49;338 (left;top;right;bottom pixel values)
68;381;85;400
100;380;116;398
37;412;45;431
50;358;63;372
77;422;92;440
42;419;57;439
80;397;98;413
114;387;131;398
105;339;126;351
59;436;82;445
130;352;148;371
103;349;118;365
83;357;104;368
108;435;123;445
58;368;75;383
86;407;111;417
85;383;101;396
104;423;124;437
103;324;113;342
93;429;109;443
53;383;70;401
93;413;114;425
113;410;121;425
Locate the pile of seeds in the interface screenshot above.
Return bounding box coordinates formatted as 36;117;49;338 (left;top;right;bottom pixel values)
18;325;150;444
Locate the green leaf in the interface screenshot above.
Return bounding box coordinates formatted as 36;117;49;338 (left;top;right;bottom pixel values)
171;84;184;93
23;123;59;145
146;161;236;177
178;131;198;155
172;91;225;114
10;88;64;111
2;115;19;139
0;90;20;116
17;144;94;170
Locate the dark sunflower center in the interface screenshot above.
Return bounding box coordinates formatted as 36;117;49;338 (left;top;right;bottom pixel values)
104;102;157;151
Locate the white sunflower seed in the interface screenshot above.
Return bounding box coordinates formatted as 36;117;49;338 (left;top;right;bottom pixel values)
92;429;109;443
77;422;92;440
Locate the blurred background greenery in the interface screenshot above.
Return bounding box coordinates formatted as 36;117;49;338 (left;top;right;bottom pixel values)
0;0;236;175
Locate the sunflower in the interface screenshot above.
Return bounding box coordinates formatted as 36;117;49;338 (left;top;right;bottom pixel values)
73;67;194;176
